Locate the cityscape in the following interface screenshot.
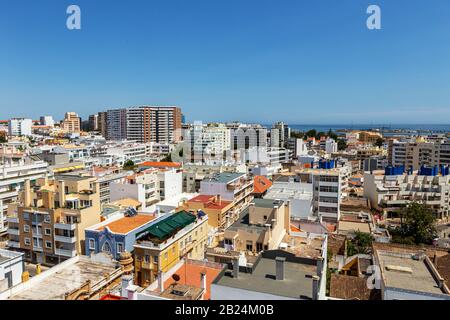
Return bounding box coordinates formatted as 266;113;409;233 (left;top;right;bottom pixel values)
1;0;450;310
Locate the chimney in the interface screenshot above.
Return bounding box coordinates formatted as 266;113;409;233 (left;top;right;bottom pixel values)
312;275;320;300
275;257;285;281
58;180;66;207
232;258;239;278
24;179;31;207
121;274;133;298
216;195;221;205
157;270;164;292
316;257;324;278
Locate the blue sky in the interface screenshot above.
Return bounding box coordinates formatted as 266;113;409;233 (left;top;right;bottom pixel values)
1;0;450;124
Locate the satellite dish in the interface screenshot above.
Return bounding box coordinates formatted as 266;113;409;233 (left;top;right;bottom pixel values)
172;274;180;282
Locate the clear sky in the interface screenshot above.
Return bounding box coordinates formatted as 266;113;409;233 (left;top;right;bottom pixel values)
1;0;450;124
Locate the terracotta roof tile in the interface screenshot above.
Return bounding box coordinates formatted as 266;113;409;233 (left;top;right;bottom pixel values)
253;175;272;194
163;260;223;300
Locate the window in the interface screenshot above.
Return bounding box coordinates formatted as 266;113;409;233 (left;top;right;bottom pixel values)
102;241;111;253
164;252;168;260
45;228;51;236
24;238;31;246
117;243;124;253
263;215;267;220
153;256;158;264
246;241;253;251
23;212;30;220
89;239;95;250
23;225;30;233
44;215;51;223
144;255;150;263
45;241;52;249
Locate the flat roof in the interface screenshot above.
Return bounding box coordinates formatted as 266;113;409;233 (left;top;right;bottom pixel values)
97;214;156;234
252;198;284;209
214;257;316;299
338;221;371;234
8;256;118;300
377;250;444;295
203;172;245;184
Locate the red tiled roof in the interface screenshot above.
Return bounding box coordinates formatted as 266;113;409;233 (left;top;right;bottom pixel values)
253;175;272;194
188;195;232;210
163;261;223;300
100;294;125;300
139;161;182;168
97;214;156;234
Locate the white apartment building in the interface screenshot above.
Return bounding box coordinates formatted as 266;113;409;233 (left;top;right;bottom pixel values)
39;116;55;127
110;170;159;211
106;142;150;165
0;158;48;234
109;168;182;211
8;119;32;137
200;172;254;220
228;123;268;150
325;139;338;154
265;176;314;220
295;167;343;222
157;168;183;201
364;171;450;219
182;123;231;164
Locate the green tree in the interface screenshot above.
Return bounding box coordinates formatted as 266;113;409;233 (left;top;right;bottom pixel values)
337;139;347;151
304;129;317;139
374;137;384;148
0;135;6;143
347;231;373;256
393;202;437;245
123;160;136;171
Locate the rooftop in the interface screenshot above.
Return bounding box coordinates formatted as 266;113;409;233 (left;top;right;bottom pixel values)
253;175;273;194
161;259;224;300
203;172;245;184
214;257;316;299
279;233;325;259
188;195;232;210
96;214;156;234
8;256;118;300
139;161;182;169
376;250;447;295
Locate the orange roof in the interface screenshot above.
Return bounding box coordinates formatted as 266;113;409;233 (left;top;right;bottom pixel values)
97;214;155;234
290;224;302;232
139;161;182;168
188;195;232;210
253;175;273;194
163;261;223;300
100;294;124;300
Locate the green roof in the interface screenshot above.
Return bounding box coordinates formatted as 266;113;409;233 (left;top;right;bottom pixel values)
137;211;196;241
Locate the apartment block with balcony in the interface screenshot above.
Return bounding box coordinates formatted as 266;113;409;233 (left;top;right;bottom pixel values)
133;210;208;287
222;199;289;254
389;138;450;171
6;175;101;265
199;172;254;224
0;157;48;235
110;170;159;211
364;170;450;219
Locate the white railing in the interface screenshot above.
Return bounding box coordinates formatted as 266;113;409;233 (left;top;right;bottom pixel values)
54;235;76;243
55;248;77;257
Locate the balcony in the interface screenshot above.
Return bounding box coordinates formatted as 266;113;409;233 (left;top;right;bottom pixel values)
7;228;20;236
7;217;19;224
7;240;20;248
54;222;76;231
54;235;76;243
55;248;77;257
